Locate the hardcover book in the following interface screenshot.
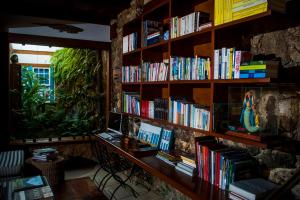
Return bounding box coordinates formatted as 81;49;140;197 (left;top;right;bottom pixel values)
229;178;278;200
11;176;44;192
13;185;54;200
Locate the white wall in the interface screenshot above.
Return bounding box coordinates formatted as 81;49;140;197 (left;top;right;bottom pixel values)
16;54;51;64
9;23;110;42
11;43;61;52
11;43;62;64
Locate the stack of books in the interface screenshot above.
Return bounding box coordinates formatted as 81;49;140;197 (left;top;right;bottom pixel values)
143;20;163;46
229;178;278;200
155;151;180;166
175;154;197;177
32;148;58;162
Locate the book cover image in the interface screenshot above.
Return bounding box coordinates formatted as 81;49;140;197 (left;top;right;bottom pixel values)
11;176;44;192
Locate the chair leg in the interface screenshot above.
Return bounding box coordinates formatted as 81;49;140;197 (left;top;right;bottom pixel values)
92;166;102;181
101;173;114;192
98;172;112;191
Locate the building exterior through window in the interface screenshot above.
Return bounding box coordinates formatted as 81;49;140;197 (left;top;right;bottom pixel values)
11;43;62;102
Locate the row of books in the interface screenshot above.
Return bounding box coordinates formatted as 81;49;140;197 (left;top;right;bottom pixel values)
137;122;174;151
122;65;141;83
122;92;140;115
123;32;138;53
215;0;268;25
214;48;244;80
168;98;210;131
195;136;258;191
170;56;211;81
142;61;168;82
170;11;210;39
214;48;275;80
141;98;168;120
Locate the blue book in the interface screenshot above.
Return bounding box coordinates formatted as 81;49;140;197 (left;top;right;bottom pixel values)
240;73;266;79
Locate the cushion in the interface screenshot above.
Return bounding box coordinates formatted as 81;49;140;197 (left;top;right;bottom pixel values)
0;150;24;177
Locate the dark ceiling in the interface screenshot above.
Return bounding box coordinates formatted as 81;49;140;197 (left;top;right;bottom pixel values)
0;0;132;25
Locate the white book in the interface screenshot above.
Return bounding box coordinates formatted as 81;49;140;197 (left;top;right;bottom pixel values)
123;35;128;53
221;48;226;79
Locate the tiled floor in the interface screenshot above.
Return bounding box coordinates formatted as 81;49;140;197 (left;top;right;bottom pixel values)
65;165;164;200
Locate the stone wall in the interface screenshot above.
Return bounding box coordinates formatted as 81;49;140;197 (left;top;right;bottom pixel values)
110;1;300;198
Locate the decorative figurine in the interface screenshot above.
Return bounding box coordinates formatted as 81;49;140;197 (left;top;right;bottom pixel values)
240;90;260;133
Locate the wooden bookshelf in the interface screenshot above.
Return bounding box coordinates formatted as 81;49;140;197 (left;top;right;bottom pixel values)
120;0;296;146
120;1;300;198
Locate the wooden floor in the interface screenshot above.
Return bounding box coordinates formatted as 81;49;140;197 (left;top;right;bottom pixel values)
55;177;108;200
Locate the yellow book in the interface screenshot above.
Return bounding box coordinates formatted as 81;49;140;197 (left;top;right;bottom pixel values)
215;0;224;25
233;2;268;20
206;58;211;80
214;0;220;25
240;65;266;70
223;0;233;23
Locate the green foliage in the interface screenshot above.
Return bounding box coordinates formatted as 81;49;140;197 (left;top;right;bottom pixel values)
14;48;103;139
21;68;46;119
51;48;103;135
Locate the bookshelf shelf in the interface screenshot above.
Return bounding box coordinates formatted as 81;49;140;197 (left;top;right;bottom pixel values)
142;40;168;51
122;112;140;118
122;48;141;56
142;81;168;85
170;26;212;43
213;78;271;84
210;131;268;148
169;80;211;84
122;82;141;85
143;0;170;16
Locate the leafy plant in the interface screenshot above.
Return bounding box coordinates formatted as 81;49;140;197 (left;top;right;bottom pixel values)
51;48;104;135
13;48;104;139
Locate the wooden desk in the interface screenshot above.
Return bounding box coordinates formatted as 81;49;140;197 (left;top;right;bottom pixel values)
95;135;228;200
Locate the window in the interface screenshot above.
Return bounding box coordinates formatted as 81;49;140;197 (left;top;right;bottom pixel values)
33;67;50;86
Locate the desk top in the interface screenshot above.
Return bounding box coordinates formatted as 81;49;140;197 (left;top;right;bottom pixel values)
95;135;228;200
